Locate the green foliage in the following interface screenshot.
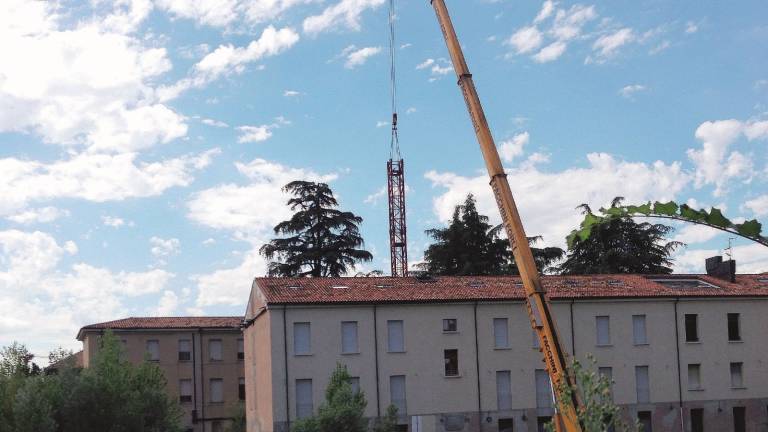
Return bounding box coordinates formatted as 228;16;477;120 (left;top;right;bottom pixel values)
0;331;183;432
225;403;246;432
260;181;373;277
420;194;564;275
372;405;399;432
545;355;639;432
560;198;683;275
567;198;768;248
292;363;368;432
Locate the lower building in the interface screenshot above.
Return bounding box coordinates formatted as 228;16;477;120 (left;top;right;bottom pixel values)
77;317;245;432
243;270;768;432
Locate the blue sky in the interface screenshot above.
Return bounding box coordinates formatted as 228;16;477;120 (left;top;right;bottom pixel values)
1;0;767;358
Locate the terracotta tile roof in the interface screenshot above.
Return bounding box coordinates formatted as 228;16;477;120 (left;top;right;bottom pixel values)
77;317;242;339
254;274;768;305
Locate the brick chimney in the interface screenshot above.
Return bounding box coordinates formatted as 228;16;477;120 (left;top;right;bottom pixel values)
705;255;736;282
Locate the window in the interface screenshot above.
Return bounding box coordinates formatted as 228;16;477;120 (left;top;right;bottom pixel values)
212;421;223;432
444;349;459;376
728;313;741;341
178;339;191;362
688;364;702;390
294;322;311;355
633;315;648;345
179;379;192;403
443;318;457;332
535;369;552;408
146;340;160;361
637;411;652;432
498;418;514;432
387;320;404;352
341;321;359;354
350;377;360;394
635;366;650;403
493;318;509;349
685;314;699;342
209;339;222;361
210;378;223;403
296;379;313;419
390;375;406;415
532;329;540;349
496;371;512;411
596;316;610;346
733;407;745;432
537;417;552;432
598;367;613;398
730;362;744;388
239;377;246;401
237;338;244;360
690;408;704;432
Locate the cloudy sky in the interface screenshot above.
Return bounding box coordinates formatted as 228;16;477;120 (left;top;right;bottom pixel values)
1;0;767;358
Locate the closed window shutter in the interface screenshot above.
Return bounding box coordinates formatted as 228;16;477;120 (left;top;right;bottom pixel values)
341;321;358;353
390;375;406;415
146;340;159;361
635;366;650;403
596;316;610;345
209;340;222;361
493;318;509;348
294;323;311;355
210;379;223;403
535;369;552;408
496;371;512;411
633;315;647;345
296;379;313;419
387;320;404;352
180;379;192;402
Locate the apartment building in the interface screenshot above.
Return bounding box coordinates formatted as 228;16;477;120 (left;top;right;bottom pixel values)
242;272;768;432
77;317;245;432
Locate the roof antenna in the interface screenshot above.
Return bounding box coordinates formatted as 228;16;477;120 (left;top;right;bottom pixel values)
725;237;735;261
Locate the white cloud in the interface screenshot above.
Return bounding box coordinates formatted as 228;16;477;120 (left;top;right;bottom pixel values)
150;237;181;258
744;195;768;216
158;26;300;100
192;246;264;306
425;153;689;249
154;290;179;316
376;121;389;128
416;58;453;79
499;132;530;163
685;21;699;34
237;125;273;143
550;4;597;41
648;40;671;55
201;118;229;128
416;58;435;70
672;224;721;245
533;41;567;63
507;26;543;54
284;90;302;97
744;120;768;140
0;230;174;357
6;207;69;225
364;186;387;205
202;238;216;246
619;84;647;99
157;0;239;26
0;1;187;153
0;149;219;217
534;0;556;24
303;0;386;35
342;46;382;69
675;243;768;274
102;216;126;228
588;27;635;63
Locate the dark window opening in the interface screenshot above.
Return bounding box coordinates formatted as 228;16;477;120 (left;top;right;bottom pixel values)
690;408;704;432
239;378;246;401
728;313;741;341
537;417;552;432
685;314;699;342
733;407;745;432
638;411;652;432
178;351;191;362
498;418;514;432
179;395;192;403
444;349;459;376
443;319;457;332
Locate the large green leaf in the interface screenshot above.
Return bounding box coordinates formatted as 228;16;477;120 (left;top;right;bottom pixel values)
736;219;762;238
679;204;706;221
704;208;733;228
626;202;652;215
653;201;678;216
601;206;625;217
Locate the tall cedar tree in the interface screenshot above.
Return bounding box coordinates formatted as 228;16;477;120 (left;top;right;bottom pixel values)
558;197;684;275
261;181;373;277
421;194;564;275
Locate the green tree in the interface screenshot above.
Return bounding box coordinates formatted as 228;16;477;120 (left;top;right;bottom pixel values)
225;402;246;432
545;355;639;432
421;194;563;275
292;363;368;432
372;405;399;432
261;181;373;277
558;198;683;275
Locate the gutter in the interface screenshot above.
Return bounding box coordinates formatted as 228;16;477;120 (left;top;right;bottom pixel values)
373;304;381;417
473;302;482;432
673;298;684;432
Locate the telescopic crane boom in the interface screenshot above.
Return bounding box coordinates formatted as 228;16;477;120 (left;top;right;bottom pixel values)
428;1;583;430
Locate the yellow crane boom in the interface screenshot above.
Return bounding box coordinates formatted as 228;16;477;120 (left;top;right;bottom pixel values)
428;1;583;430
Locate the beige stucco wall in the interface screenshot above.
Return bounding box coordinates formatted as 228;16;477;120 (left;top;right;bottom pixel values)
81;328;244;432
246;311;275;432
246;296;768;432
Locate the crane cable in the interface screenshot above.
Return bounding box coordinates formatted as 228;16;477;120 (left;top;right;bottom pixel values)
388;0;401;161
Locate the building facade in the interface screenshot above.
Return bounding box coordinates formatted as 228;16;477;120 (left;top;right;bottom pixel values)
77;317;245;432
243;273;768;432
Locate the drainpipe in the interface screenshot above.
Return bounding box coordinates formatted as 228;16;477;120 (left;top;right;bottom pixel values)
283;306;291;430
192;332;198;427
473;302;482;432
199;328;206;432
569;300;576;357
373;304;381;417
674;298;684;432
